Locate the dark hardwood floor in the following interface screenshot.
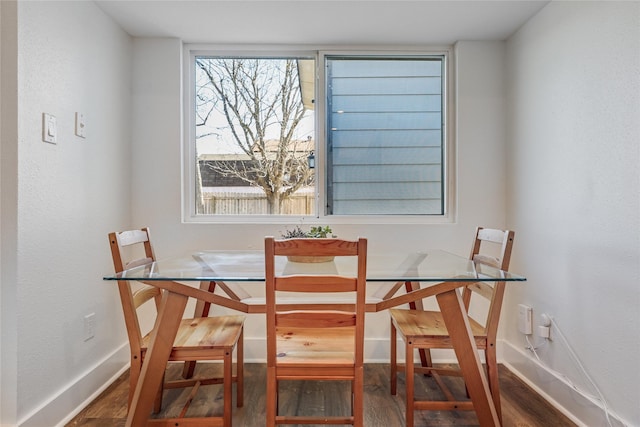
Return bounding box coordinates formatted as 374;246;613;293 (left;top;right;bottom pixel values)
67;363;576;426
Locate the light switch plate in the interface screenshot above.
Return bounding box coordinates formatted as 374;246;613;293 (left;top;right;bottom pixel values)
75;112;86;138
42;113;57;144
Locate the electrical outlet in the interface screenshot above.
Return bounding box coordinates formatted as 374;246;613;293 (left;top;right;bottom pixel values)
75;112;86;138
538;313;552;339
84;313;95;341
538;325;551;339
518;304;532;334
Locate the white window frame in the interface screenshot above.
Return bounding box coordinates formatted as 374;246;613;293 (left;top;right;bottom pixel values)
183;45;456;225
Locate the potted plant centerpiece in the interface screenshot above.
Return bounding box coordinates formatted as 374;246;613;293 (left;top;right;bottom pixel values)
281;225;336;263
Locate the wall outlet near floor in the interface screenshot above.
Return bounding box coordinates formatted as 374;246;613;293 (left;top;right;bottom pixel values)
84;313;95;341
538;325;551;339
518;304;533;334
538;313;552;339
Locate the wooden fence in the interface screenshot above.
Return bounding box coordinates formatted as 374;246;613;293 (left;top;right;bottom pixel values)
201;190;315;215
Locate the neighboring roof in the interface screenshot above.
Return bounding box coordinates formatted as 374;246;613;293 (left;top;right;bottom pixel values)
198;139;314;162
199;160;257;187
297;59;315;111
199;156;313;188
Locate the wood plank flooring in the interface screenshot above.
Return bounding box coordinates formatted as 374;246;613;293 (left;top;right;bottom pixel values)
67;363;576;426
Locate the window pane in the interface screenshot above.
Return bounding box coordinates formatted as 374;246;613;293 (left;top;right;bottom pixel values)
194;57;315;215
326;57;444;215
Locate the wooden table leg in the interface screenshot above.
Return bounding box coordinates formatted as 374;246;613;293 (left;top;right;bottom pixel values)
183;280;217;379
405;281;432;368
436;288;500;427
127;290;188;427
194;280;216;318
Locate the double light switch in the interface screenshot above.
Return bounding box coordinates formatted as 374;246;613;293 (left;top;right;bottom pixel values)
42;112;86;144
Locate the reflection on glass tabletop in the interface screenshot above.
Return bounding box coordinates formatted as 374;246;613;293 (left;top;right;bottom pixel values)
104;250;525;283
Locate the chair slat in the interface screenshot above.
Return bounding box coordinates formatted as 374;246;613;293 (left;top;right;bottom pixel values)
477;227;507;244
274;238;360;256
125;256;154;270
467;281;494;300
132;285;161;308
117;229;150;246
276;311;356;328
275;275;356;293
472;253;501;269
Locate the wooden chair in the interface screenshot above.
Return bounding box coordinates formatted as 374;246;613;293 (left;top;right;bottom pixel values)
264;237;368;427
109;227;244;426
389;227;515;426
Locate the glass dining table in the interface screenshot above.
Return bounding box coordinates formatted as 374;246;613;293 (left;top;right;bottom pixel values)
104;249;525;426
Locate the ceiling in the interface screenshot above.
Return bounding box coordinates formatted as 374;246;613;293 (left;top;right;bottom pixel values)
95;1;550;45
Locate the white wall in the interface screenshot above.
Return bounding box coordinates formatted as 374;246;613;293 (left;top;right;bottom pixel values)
7;2;133;425
504;2;640;426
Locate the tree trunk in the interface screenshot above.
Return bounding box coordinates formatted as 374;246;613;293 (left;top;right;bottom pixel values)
195;155;204;214
267;193;281;215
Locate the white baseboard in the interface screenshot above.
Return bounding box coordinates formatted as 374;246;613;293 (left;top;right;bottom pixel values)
501;340;629;427
26;337;628;427
18;343;129;427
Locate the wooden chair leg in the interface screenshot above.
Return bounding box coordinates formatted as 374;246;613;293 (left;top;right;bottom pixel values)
390;319;397;395
223;350;232;427
354;366;364;427
485;346;502;423
405;340;415;427
128;356;141;409
266;367;276;427
350;380;355;416
420;348;433;370
182;361;196;379
236;329;244;407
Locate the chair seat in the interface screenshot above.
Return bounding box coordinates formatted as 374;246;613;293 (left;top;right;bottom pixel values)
142;315;245;351
275;326;356;366
390;309;486;341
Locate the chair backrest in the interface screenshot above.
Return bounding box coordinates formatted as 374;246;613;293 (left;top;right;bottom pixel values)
108;228;162;356
462;227;515;339
264;237;368;368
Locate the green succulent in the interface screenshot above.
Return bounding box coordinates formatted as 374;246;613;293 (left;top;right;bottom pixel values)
307;226;335;238
281;225;335;239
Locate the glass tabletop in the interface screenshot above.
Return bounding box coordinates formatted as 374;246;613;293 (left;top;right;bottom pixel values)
103;250;525;283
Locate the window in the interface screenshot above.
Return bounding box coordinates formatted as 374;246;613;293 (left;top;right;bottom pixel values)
185;49;450;222
192;55;316;216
